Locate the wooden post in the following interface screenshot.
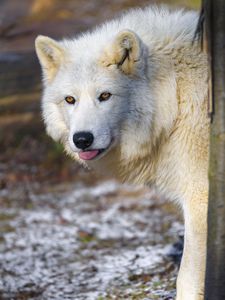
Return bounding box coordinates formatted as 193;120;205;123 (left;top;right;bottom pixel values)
205;0;225;298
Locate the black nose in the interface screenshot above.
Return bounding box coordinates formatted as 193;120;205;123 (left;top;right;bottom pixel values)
73;131;94;150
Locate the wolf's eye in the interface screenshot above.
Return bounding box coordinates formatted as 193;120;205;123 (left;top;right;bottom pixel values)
98;92;112;102
65;96;76;104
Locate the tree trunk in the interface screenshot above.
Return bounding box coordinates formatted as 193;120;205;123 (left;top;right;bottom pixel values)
205;0;225;299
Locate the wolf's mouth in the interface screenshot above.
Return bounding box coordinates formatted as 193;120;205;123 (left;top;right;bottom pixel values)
78;140;114;161
78;148;105;160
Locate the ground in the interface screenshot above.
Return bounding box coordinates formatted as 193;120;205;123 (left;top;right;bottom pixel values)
0;171;183;300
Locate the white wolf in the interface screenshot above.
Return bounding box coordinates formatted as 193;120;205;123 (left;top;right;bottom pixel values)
35;6;209;300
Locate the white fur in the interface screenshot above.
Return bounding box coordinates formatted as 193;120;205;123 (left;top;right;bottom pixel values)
35;6;209;300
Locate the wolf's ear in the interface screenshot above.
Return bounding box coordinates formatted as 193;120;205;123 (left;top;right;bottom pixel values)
100;30;147;75
35;35;65;83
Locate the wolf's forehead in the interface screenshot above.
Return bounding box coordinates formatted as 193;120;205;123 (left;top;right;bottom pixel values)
63;55;98;80
74;61;98;79
58;59;115;94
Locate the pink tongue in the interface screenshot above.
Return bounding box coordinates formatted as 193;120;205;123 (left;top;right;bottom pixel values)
79;150;99;160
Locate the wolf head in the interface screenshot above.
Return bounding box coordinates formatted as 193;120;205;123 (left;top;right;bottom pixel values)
35;26;178;174
35;29;158;170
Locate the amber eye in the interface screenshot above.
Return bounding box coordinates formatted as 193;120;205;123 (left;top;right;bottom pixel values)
98;92;112;102
65;96;76;104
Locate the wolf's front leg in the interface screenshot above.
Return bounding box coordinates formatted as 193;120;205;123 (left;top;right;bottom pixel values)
176;193;208;300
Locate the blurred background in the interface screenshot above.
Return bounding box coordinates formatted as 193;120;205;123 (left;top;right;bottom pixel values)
0;1;200;300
